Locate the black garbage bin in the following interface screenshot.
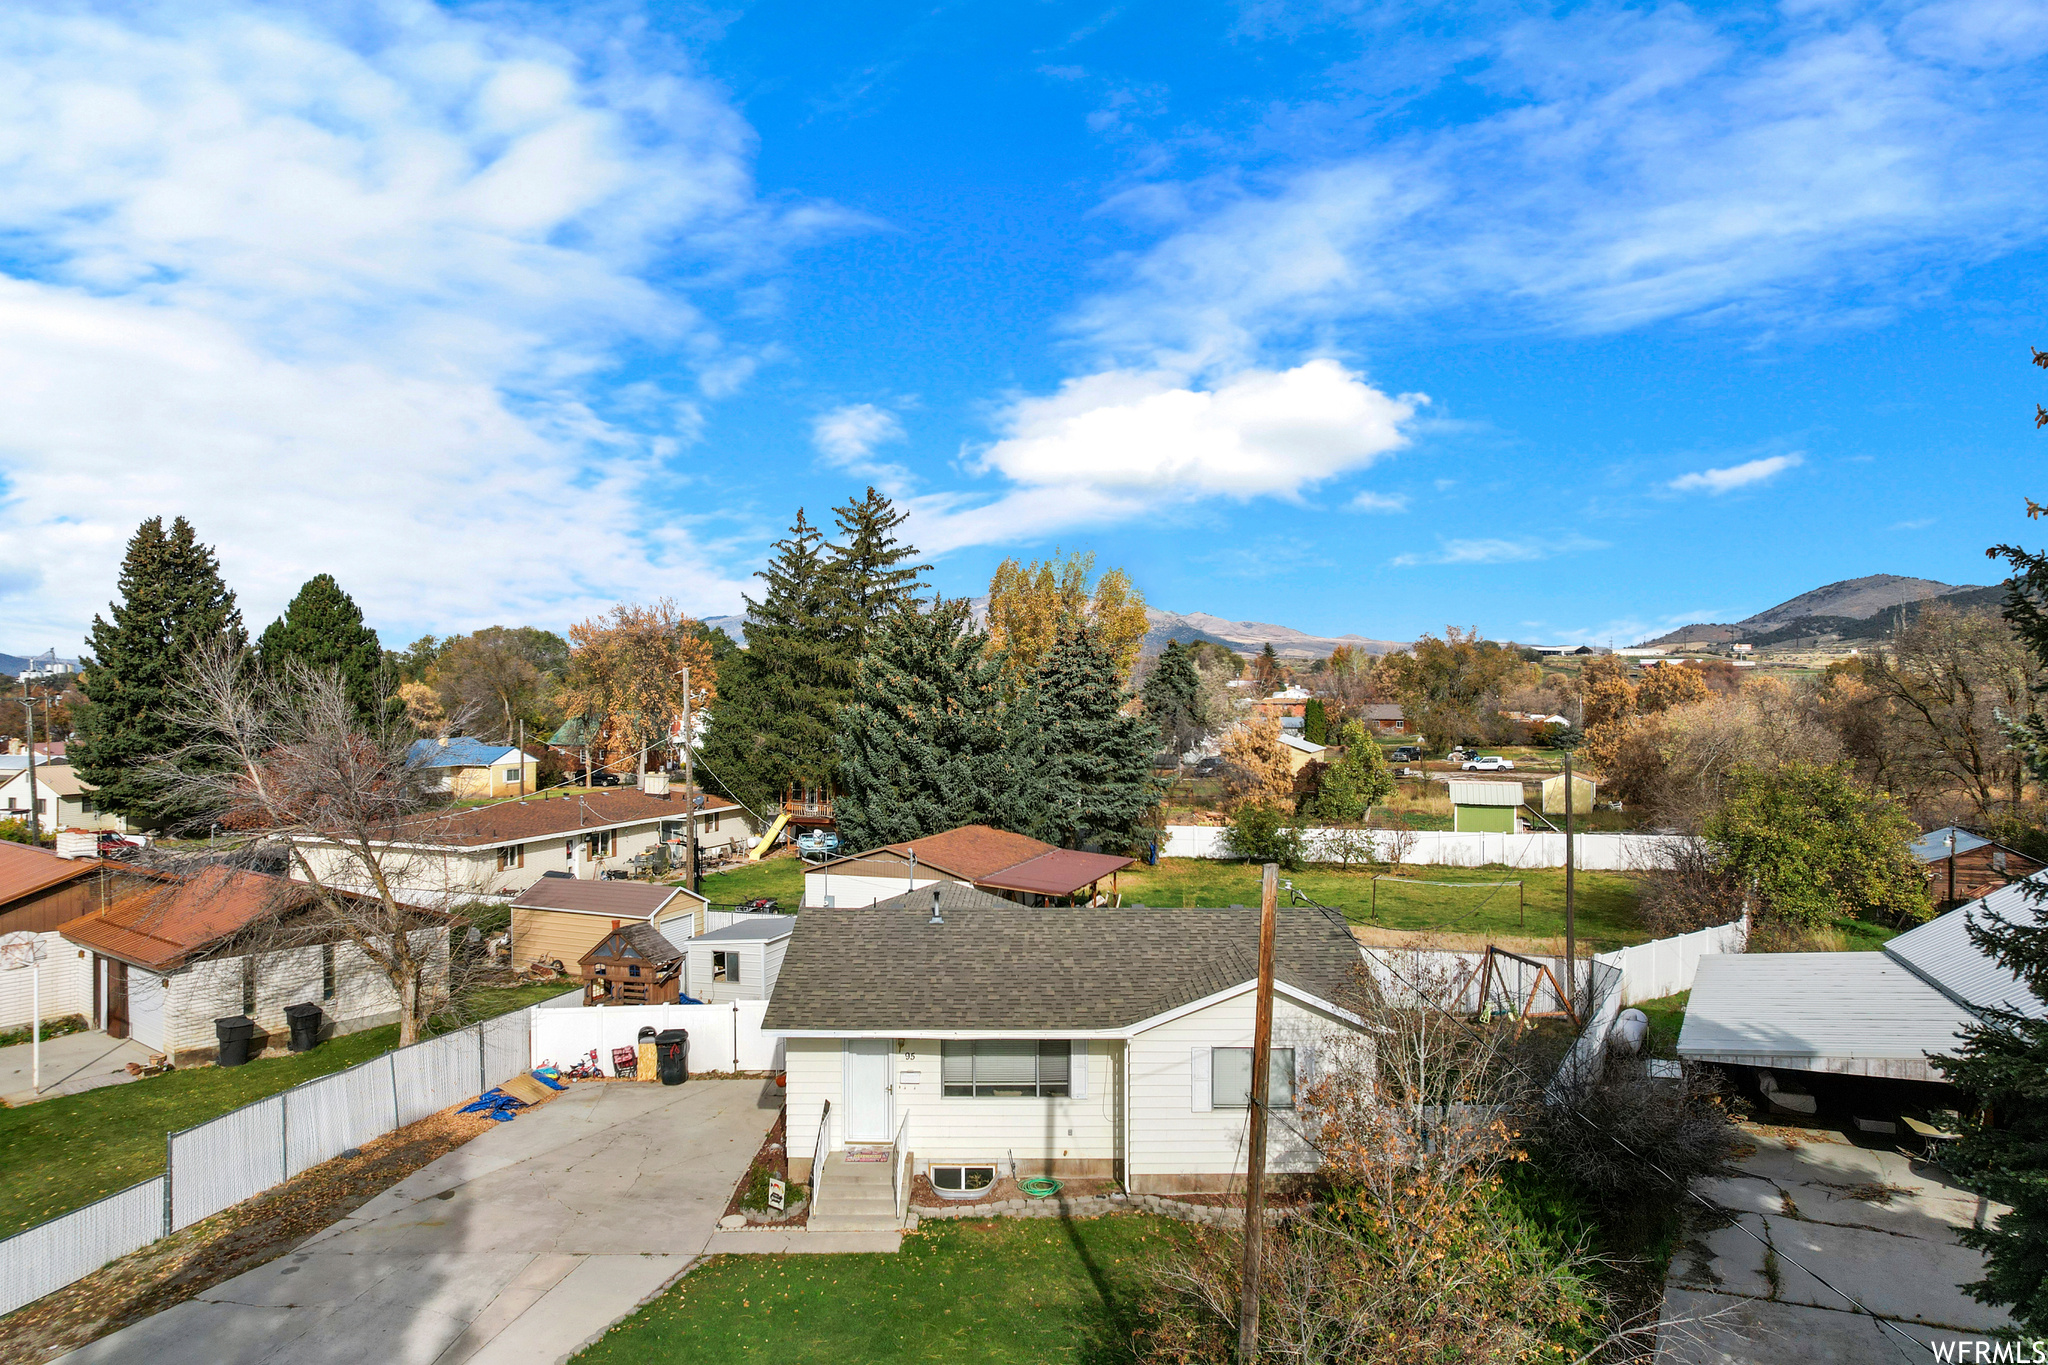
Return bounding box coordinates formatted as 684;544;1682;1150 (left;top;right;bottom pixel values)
215;1014;256;1068
284;1002;324;1053
655;1028;689;1085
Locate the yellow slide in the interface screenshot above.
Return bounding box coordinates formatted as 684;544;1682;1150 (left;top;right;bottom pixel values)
749;812;790;862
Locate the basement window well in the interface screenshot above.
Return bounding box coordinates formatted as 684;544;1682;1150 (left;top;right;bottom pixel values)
929;1164;998;1199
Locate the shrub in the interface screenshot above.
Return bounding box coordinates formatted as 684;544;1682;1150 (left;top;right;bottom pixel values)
1637;841;1747;936
1223;803;1304;869
1705;761;1931;929
1531;1058;1739;1229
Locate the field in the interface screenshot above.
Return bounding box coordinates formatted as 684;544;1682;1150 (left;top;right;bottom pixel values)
575;1214;1187;1365
0;981;572;1240
1115;859;1648;949
696;857;805;906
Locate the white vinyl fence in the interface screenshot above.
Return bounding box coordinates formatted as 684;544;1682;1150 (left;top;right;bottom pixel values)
529;1000;781;1076
0;1008;545;1316
1162;825;1691;871
1592;916;1750;1006
0;1177;166;1322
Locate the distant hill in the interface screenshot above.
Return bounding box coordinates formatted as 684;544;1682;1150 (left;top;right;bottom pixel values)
699;607;1407;659
1639;575;2001;648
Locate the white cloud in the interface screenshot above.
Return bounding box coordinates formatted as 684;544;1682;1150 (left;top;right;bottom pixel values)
1668;454;1803;494
908;359;1421;551
811;403;910;489
1348;491;1409;513
1392;535;1606;567
1071;1;2048;367
0;3;845;644
1892;516;1937;530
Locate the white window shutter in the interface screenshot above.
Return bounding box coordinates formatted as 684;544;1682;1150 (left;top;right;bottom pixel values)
1191;1047;1212;1112
1069;1041;1089;1099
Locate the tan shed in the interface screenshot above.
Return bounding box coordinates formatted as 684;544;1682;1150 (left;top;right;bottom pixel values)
1540;772;1597;816
509;876;705;974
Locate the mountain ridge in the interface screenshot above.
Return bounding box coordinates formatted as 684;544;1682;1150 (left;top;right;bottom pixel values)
1639;574;1999;647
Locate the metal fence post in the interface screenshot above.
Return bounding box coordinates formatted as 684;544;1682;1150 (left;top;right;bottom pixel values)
477;1022;487;1095
389;1053;401;1129
162;1135;174;1238
281;1091;290;1184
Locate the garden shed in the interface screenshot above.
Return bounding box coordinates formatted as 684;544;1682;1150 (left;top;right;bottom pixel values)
579;923;684;1006
680;914;795;1004
1448;779;1523;834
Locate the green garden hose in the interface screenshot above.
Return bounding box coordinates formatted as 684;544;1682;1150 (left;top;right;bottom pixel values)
1021;1177;1063;1199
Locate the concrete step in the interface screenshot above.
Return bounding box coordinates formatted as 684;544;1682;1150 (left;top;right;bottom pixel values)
817;1193;897;1216
802;1219;901;1236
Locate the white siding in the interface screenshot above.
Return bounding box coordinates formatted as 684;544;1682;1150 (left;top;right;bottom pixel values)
682;941;769;1003
0;934;94;1028
803;872;943;908
785;1036;842;1178
1127;991;1357;1186
890;1039;1119;1171
761;936;789;995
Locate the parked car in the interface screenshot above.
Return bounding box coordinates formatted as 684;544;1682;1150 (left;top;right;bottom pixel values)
1460;755;1515;771
96;832;142;859
582;769;624;787
1389;746;1423;763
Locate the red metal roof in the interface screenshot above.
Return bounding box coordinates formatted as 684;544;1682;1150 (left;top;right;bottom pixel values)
0;841;105;908
975;849;1135;897
877;825;1054;881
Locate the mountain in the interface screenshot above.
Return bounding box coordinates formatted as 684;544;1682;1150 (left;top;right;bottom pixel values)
1639;575;1999;648
697;606;1406;659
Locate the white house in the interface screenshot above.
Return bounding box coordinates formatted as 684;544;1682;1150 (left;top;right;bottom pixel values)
58;865;449;1065
677;913;794;1003
291;786;756;904
764;901;1371;1198
0;764;130;835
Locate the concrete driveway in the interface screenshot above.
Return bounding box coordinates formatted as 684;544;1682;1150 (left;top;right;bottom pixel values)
59;1078;779;1365
0;1030;155;1105
1658;1125;2013;1363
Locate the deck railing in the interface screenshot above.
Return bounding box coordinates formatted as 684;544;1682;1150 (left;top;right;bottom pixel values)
892;1110;912;1225
812;1100;832;1212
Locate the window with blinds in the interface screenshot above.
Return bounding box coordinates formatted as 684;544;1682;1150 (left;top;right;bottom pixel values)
941;1040;1071;1097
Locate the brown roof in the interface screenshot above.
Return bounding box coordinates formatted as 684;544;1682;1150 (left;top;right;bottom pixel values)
976;849;1135;896
379;789;741;850
879;825;1054;881
511;877;701;917
579;921;680;967
60;866;444;972
0;841;106;908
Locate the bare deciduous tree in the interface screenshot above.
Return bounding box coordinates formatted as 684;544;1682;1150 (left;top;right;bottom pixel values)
154;646;477;1045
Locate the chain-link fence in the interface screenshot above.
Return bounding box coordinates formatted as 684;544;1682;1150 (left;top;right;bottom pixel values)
0;1008;536;1317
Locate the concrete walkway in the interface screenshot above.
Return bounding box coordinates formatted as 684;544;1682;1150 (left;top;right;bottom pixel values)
59;1078;782;1365
0;1030;154;1105
1657;1125;2013;1363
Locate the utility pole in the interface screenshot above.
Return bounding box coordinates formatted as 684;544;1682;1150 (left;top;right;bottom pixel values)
1563;747;1577;1010
516;719;525;798
20;682;42;847
681;666;697;894
1237;861;1279;1362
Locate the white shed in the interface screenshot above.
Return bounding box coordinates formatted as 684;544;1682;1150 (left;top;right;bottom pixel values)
680;914;794;1004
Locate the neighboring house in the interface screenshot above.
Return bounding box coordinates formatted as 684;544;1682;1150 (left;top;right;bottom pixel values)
508;874;706;975
407;736;539;800
291;787;755;904
58;865;450;1064
677;913;795;1004
1447;779;1524;834
1909;826;2043;910
1360;703;1407;734
0;763;131;834
1679;875;2048;1083
765;903;1372;1193
803;824;1134;909
1245;687;1311;723
0;842;163;1028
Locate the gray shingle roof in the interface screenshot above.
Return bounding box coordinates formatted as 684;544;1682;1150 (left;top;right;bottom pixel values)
865;883;1018;912
761;905;1363;1033
691;914;796;943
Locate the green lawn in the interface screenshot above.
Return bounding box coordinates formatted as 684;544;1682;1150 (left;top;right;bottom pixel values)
696;858;805;907
575;1214;1187;1364
1633;991;1689;1057
0;981;572;1239
1116;859;1648;949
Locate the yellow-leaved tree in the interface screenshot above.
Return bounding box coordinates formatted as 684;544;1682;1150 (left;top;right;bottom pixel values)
985;550;1148;682
559;600;716;778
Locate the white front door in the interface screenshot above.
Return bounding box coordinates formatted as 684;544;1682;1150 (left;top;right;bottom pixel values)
843;1038;893;1142
127;970;167;1051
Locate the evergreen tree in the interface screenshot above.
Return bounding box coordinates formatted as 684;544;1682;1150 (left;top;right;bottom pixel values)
1312;720;1396;822
834;597;1025;848
700;511;849;816
71;516;245;831
258;574;383;722
1303;696;1329;745
1027;619;1168;851
1141;640;1205;760
826;486;930;659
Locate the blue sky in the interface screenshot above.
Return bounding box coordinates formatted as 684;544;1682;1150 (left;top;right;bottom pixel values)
1;0;2045;655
